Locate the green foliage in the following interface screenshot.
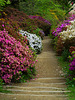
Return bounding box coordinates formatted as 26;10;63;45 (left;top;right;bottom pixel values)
61;48;71;61
20;67;36;83
33;28;40;36
19;0;67;30
19;0;37;15
0;77;4;86
0;0;6;11
67;86;75;100
0;77;10;93
6;0;11;4
0;77;4;92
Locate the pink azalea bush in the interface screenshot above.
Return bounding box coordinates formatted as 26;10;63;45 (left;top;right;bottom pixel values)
0;29;36;84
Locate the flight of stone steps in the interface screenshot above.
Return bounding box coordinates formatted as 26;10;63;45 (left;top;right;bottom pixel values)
0;36;70;100
0;77;70;100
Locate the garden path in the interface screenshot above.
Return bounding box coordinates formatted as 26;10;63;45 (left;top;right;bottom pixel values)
0;36;70;100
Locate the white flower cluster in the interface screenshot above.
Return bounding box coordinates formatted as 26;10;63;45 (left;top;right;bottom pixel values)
19;30;42;53
59;19;75;41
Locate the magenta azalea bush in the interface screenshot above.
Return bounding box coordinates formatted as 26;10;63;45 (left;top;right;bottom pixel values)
69;47;75;78
0;29;36;84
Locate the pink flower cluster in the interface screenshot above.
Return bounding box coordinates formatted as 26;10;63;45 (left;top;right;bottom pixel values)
0;30;36;83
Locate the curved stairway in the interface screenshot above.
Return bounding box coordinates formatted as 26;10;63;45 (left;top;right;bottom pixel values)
0;36;70;100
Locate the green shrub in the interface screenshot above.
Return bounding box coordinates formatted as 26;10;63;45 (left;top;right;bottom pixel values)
61;48;71;61
0;0;6;11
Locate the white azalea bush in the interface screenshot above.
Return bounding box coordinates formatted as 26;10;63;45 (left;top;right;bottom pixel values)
59;19;75;42
54;18;75;55
19;30;42;54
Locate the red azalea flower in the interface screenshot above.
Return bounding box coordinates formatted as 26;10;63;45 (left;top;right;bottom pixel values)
71;2;73;5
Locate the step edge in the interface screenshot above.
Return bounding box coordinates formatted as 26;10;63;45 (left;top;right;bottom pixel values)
6;89;70;93
0;93;68;97
4;86;66;90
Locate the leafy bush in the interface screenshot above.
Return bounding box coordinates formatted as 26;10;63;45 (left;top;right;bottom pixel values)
0;29;36;83
0;0;6;11
1;7;51;39
3;7;38;32
51;14;75;55
67;49;75;85
29;15;51;36
56;0;71;10
19;0;37;15
0;19;28;47
56;37;64;55
33;28;45;39
61;48;71;61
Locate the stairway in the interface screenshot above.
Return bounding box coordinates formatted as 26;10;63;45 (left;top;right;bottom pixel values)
0;36;69;100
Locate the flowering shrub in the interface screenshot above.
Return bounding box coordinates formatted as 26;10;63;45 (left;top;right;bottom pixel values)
0;19;29;46
59;19;75;41
29;15;51;36
52;14;75;37
69;46;75;53
0;29;36;83
0;7;47;39
3;7;38;32
19;30;42;54
56;37;64;55
68;47;75;82
51;14;75;55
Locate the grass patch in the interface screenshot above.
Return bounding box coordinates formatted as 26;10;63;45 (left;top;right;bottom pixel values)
57;56;70;73
0;86;10;93
67;86;75;100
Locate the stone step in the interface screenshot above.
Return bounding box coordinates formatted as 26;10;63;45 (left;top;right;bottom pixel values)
4;81;67;89
4;85;66;91
30;77;66;83
4;88;70;95
0;93;68;100
4;78;69;95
